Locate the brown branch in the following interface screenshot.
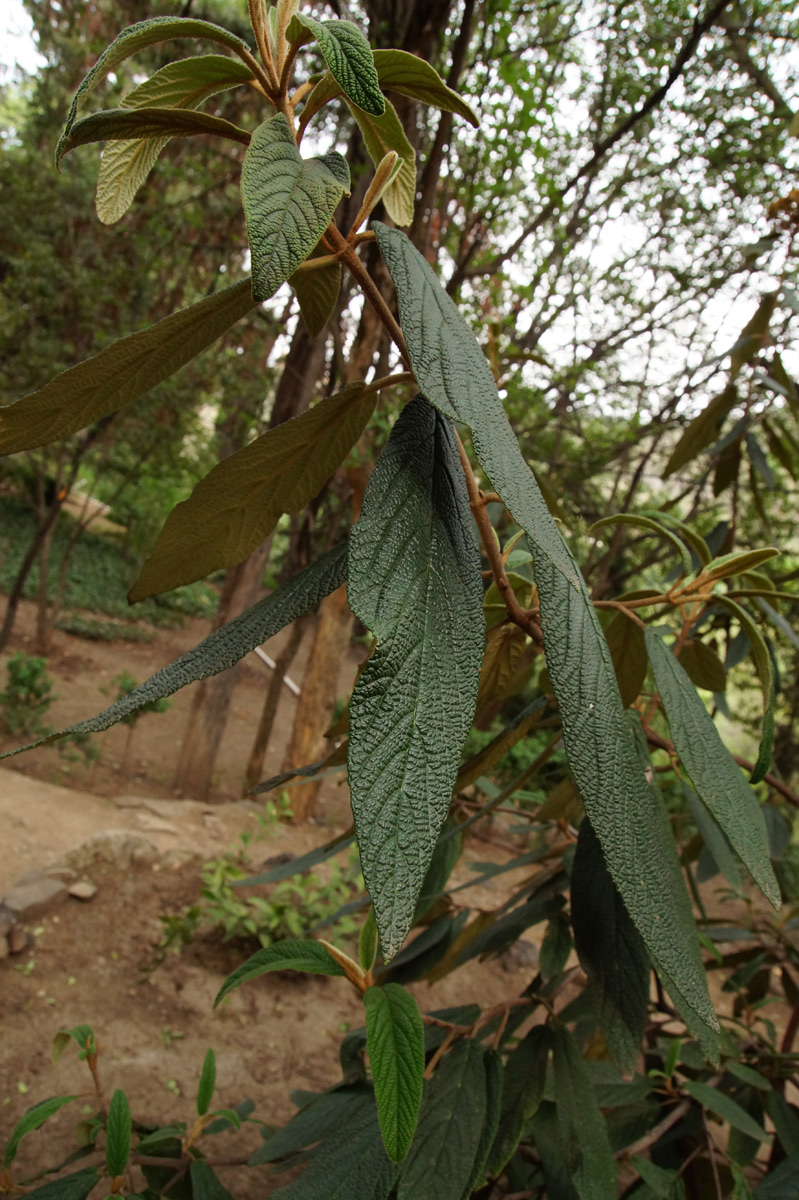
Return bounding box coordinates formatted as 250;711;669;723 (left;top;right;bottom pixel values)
619;1099;690;1160
645;727;799;808
324;222;411;367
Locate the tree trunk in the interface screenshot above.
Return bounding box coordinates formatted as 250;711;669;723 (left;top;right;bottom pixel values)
242;613;308;796
34;522;55;656
0;501;63;653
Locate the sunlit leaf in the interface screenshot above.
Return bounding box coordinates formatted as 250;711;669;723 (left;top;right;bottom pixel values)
364;984;425;1161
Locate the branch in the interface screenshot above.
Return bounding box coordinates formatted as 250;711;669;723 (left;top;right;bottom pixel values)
644;727;799;808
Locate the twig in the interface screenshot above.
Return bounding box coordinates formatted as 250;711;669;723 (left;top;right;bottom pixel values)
619;1099;690;1159
323;223;411;367
644;727;799;808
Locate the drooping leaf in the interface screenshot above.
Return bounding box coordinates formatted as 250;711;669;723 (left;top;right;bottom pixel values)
757;597;799;651
215;940;346;1007
646;628;779;908
530;1102;581;1200
57;106;250;166
753;1153;799;1198
589;514;692;576
20;1169;100;1200
197;1049;217;1117
677;640;727;693
347;102;416;226
290;242;342;336
240;827;355;885
131;383;372;598
463;1050;504;1197
603;614;648;707
683;785;743;891
630;1156;685;1199
56;15;254;162
189;1160;234;1200
364;985;425;1162
663;384;740;477
397;1040;488;1200
251;1086;374;1165
271;1100;398;1199
702;547;779;582
242;114;350;302
372;50;479;125
250;741;349;796
1;544;347;760
551;1026;618;1200
539;913;572;981
0;279;257;454
571;819;650;1074
347;396;484;959
683;1080;769;1141
729;292;778;379
638;509;711;565
486;1025;550;1177
105;1089;131;1177
288;16;384;116
477;621;530;707
3;1096;76;1167
714;597;775;783
359;909;379;971
455;696;547;791
96;55;255;224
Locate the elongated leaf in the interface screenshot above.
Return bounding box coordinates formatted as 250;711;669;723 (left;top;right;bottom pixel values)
97;56;255;224
22;1169;100;1200
530;1103;581;1200
603;613;648;708
57;16;253;161
590;514;692;576
271;1100;397;1199
703;547;779;582
197;1049;216;1117
288;16;384;116
464;1050;503;1198
729;292;778;379
251;1086;374;1164
551;1026;617;1200
58;106;250;165
646;628;779;908
364;985;425;1162
132;383;372;598
290;242;342;336
360;909;379;971
0;279;256;454
240;828;355;885
3;1096;76;1167
372;50;478;125
678;640;727;693
190;1160;234;1199
683;1080;769;1141
105;1089;131;1177
754;1153;799;1198
571;819;650;1074
630;1156;685;1198
664;385;740;477
486;1025;550;1177
639;509;712;565
215;940;346;1007
683;785;743;890
1;543;347;760
242;114;349;302
347;100;416;226
251;740;349;796
348;396;483;959
714;597;774;782
397;1040;487;1200
758;597;799;651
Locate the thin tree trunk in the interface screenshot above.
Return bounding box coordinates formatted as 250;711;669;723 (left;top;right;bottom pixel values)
34;522;55;656
0;502;63;652
242;614;308;795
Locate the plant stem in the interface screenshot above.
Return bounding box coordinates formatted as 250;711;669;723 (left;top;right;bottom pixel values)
323;223;411;368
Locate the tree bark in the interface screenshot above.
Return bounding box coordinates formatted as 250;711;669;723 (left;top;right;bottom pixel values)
242;613;308;796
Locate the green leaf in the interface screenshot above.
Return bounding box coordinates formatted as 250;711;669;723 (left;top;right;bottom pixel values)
551;1026;617;1200
677;640;727;693
683;785;743;891
242;114;350;302
639;510;712;565
96;56;255;225
359;909;379;972
663;384;739;477
703;547;780;582
251;1086;374;1164
290;242;342;337
346;100;416;226
683;1080;769;1141
530;1103;581;1200
3;1095;76;1167
0;279;257;454
630;1156;685;1198
131;383;372;598
646;628;779;908
197;1049;216;1117
347;396;484;959
214;939;346;1007
463;1049;503;1198
729;292;778;379
288;16;384;116
21;1169;100;1200
754;1154;799;1198
714;597;775;783
105;1089;131;1177
240;828;355;885
539;913;572;981
397;1040;488;1200
364;984;425;1162
571;818;650;1074
372;50;479;126
270;1100;397;1199
589;514;692;576
412;820;462;922
189;1161;234;1200
486;1025;550;1177
603;613;648;707
57;106;250;166
56;16;254;162
1;544;347;760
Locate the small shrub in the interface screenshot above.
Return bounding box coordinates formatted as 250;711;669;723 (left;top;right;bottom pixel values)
0;652;55;737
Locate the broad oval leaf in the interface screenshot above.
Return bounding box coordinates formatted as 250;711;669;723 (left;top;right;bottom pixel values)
214;940;346;1007
3;1095;76;1168
551;1026;618;1200
677;639;727;693
290;241;342;336
364;984;425;1162
372;49;479;126
347;396;484;959
131;382;373;599
603;613;648;708
97;55;255;225
57;15;254;161
347;100;416;226
288;15;385;116
196;1048;216;1117
646;628;780;908
242;114;350;302
58;106;250;166
0;279;257;454
105;1088;131;1177
1;544;347;761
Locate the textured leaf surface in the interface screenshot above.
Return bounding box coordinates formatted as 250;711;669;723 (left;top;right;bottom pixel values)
0;279;256;454
197;1048;216;1116
571;819;650;1074
486;1025;550;1177
551;1026;617;1200
372;50;478;125
347;396;484;959
683;1080;769;1141
251;1086;374;1164
132;383;372;598
215;940;346;1007
464;1050;503;1198
373;223;577;586
57;16;252;161
684;785;743;891
105;1089;131;1177
364;984;425;1161
347;101;416;226
58;106;250;165
272;1100;397;1199
97;56;254;224
397;1040;487;1200
22;1169;100;1200
1;544;346;760
3;1095;76;1167
290;242;342;336
242;114;349;301
190;1160;235;1199
646;628;779;908
289;16;384;116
